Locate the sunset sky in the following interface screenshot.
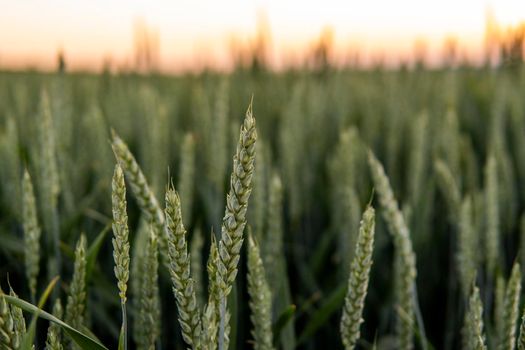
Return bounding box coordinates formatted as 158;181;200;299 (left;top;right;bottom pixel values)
1;0;524;72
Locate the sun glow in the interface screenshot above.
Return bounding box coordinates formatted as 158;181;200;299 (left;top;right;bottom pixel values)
0;0;524;72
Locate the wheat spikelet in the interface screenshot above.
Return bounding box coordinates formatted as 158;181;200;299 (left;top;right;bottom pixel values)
340;205;375;350
368;151;416;350
112;163;130;350
46;299;64;350
112;164;131;305
457;196;477;297
0;287;15;350
165;186;202;348
37;89;61;285
8;288;25;349
22;169;41;301
136;226;160;350
202;233;220;348
38;89;60;211
462;285;487;350
65;234;87;338
247;233;275;350
434;159;461;223
494;275;506;347
498;262;521;350
111;130;166;251
216;102;257;349
484;154;500;276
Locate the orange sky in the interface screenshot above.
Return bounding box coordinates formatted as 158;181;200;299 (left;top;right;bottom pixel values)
0;0;524;72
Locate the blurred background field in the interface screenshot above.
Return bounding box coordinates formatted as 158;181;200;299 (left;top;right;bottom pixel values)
1;1;525;349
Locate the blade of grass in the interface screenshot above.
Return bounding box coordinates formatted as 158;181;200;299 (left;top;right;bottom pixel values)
4;295;109;350
20;276;60;350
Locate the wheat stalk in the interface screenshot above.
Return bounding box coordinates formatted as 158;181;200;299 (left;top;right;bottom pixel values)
340;205;375;350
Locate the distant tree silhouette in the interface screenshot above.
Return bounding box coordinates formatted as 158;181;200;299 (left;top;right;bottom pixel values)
57;49;66;73
133;18;160;73
311;27;334;73
500;24;525;69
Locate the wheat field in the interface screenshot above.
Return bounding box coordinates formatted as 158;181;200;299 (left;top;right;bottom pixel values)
1;67;525;349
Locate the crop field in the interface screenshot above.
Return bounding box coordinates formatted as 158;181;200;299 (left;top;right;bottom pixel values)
0;67;525;349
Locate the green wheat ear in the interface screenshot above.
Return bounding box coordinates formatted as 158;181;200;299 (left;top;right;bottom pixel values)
368;151;416;350
65;234;87;349
112;163;130;350
46;299;64;350
247;232;275;350
111;129;168;263
462;283;487;350
22;169;42;301
165;185;202;348
8;288;26;349
340;205;375;350
136;225;160;350
0;286;15;350
498;262;521;350
216;101;257;349
457;196;477;298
